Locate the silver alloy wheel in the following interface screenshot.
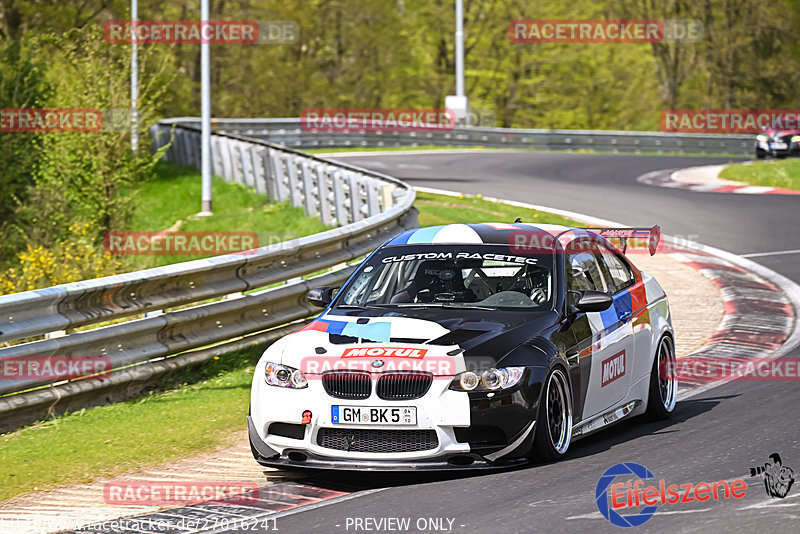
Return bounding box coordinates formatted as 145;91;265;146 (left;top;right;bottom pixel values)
657;336;677;412
546;368;573;454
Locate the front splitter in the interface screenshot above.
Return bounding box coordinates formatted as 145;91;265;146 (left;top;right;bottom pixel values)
256;450;527;471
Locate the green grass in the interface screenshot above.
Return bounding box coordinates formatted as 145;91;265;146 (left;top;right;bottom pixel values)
0;347;259;501
121;162;331;270
0;185;582;502
719;159;800;191
415;190;581;227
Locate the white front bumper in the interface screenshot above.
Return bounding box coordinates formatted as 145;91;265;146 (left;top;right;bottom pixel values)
250;371;472;461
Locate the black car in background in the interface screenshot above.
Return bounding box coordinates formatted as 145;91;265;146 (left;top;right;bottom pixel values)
755;115;800;158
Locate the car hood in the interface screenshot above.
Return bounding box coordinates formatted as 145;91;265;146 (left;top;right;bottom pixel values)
763;128;800;137
276;308;559;373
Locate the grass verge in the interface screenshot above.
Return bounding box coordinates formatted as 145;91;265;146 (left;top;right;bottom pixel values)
0;188;581;501
0;347;259;501
121;162;331;270
719;158;800;191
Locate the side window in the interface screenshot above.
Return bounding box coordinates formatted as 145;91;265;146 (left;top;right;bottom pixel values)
595;243;636;294
566;250;608;293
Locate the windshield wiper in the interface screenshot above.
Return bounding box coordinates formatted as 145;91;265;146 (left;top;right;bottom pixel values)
336;304;391;310
387;302;497;310
339;303;495;310
441;303;496;310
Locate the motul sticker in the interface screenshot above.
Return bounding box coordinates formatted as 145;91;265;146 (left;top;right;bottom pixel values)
341;347;427;359
601;351;626;387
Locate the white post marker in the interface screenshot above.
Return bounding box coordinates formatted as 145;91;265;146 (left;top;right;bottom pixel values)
445;0;469;126
199;0;213;216
130;0;138;152
455;0;465;99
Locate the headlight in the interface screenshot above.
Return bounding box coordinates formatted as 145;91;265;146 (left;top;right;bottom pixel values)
792;136;800;143
756;134;768;141
449;367;525;392
265;362;308;389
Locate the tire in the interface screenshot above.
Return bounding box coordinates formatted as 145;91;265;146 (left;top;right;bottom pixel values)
644;335;677;420
755;148;767;159
529;366;573;462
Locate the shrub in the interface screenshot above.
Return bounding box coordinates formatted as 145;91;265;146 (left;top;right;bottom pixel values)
0;223;121;295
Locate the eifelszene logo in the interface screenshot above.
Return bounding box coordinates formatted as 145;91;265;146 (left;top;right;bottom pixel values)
596;462;748;527
749;453;795;499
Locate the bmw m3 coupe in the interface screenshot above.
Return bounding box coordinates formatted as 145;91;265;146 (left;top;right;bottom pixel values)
248;223;676;470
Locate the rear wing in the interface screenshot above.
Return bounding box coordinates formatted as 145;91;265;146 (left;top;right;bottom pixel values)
582;225;661;255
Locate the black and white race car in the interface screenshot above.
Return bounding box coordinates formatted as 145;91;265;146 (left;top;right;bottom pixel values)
248;223;676;470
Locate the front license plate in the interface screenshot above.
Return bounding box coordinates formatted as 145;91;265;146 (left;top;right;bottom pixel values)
771;142;788;150
331;405;417;425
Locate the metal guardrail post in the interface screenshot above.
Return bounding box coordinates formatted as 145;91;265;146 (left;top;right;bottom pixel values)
332;170;348;226
318;166;333;226
300;161;317;217
286;157;302;207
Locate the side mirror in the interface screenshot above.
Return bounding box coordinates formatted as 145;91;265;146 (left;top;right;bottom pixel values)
574;290;613;313
307;286;339;308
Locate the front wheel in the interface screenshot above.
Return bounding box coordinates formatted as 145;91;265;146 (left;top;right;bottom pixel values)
644;335;677;420
529;366;573;462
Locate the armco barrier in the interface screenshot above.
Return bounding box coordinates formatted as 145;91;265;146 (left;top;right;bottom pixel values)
0;122;416;430
196;118;754;156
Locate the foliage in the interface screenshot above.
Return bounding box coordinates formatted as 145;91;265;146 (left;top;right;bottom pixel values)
1;0;798;131
0;39;50;259
0;0;799;269
0;28;172;268
0;223;121;295
9;29;170;248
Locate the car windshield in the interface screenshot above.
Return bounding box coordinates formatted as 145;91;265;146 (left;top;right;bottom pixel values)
336;245;554;310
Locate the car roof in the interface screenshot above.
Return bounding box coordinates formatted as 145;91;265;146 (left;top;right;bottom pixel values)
386;223;599;247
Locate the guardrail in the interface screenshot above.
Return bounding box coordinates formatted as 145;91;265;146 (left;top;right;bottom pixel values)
197;118;754;156
0;121;417;431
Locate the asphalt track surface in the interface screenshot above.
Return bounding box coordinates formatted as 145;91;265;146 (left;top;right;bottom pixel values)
241;152;800;533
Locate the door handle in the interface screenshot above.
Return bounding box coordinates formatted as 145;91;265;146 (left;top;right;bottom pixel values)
619;310;632;322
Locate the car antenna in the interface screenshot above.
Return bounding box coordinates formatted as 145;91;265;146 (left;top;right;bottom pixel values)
514;217;523;223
